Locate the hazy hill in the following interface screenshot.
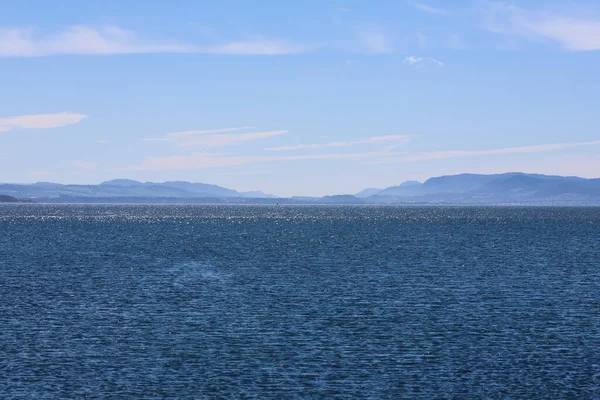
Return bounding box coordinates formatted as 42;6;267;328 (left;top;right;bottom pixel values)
319;195;365;204
0;180;275;201
355;188;382;198
371;173;600;205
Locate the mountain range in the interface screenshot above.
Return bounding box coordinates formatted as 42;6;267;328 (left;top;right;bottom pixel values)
0;179;276;202
360;173;600;205
1;173;599;205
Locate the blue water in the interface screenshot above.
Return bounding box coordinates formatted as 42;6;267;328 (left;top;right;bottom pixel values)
1;205;599;399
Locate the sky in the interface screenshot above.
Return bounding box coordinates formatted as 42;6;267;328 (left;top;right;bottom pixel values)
1;0;600;197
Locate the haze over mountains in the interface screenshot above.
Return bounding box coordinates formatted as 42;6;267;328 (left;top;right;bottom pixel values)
1;173;599;205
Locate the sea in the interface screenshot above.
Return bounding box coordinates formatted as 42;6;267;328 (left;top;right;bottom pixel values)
1;204;599;399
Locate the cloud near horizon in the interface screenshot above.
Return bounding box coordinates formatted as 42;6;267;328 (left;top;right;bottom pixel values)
127;139;600;171
265;134;412;151
142;127;287;148
0;112;86;132
0;26;312;57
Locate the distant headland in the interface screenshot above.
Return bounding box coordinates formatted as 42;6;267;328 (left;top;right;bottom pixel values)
0;195;28;203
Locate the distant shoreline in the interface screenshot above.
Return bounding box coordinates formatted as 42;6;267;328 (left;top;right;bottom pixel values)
2;172;600;206
2;201;598;207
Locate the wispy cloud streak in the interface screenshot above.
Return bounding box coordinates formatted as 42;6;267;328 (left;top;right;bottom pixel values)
411;2;451;16
0;26;311;57
143;127;287;148
483;3;600;51
207;39;314;55
0;112;86;132
179;130;287;148
126;149;405;171
403;56;445;67
165;127;255;138
368;141;600;164
265;134;412;151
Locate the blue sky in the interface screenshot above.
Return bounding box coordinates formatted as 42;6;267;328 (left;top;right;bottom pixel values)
1;0;599;196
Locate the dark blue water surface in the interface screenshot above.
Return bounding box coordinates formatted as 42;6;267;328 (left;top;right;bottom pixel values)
1;205;599;399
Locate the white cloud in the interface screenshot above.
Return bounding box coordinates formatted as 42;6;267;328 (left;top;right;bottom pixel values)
367;141;600;164
143;127;287;148
412;2;451;16
360;135;412;143
165;126;255;138
430;58;445;67
266;142;351;151
72;161;97;169
402;56;445;67
483;2;600;51
0;26;311;57
126;148;405;171
181;130;287;148
265;134;412;151
0;26;192;57
403;56;423;65
0;112;86;132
